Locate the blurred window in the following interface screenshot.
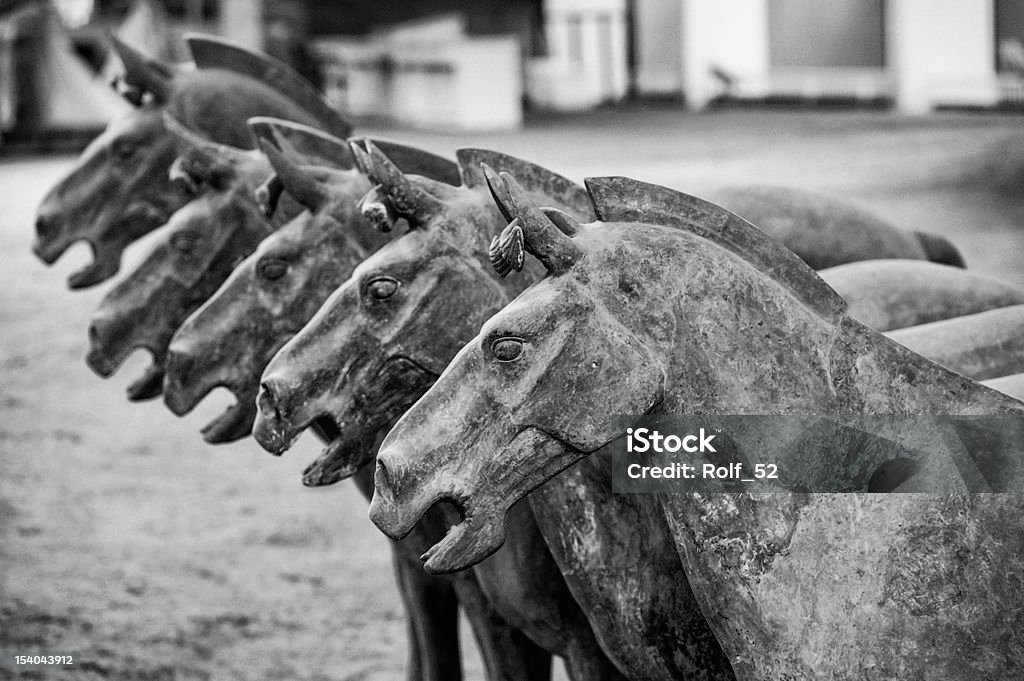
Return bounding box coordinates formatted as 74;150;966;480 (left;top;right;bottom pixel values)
53;0;94;28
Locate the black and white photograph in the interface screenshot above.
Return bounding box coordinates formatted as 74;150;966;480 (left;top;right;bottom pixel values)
3;0;1024;679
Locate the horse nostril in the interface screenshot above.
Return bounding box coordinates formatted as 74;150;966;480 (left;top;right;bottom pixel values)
35;214;53;237
88;319;104;347
374;455;397;500
257;379;285;420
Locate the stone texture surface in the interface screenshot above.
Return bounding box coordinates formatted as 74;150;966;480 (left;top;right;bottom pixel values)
820;259;1024;331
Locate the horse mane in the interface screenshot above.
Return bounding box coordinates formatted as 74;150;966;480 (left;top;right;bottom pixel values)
456;149;595;221
185;34;351;138
584;176;846;322
373;139;462;186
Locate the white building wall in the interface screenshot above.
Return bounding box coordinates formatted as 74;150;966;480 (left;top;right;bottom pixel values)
219;0;263;50
680;0;769;110
887;0;998;113
769;0;884;68
634;0;683;96
531;0;628;110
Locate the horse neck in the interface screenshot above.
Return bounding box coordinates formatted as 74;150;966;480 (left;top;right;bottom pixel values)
655;258;1021;417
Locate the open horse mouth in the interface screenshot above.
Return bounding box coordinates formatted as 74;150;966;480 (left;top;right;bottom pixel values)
301;355;440;487
32;235;114;289
126;362;166;401
370;466;507;575
85;338;165;402
301;415;393;487
31;232;74;265
200;392;257;444
162;357;257;444
67;255;120;291
370;427;576;574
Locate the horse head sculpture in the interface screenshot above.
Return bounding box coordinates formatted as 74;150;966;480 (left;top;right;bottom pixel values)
33;35;351;289
163;131;460;443
84;116;350;402
252;142;595;485
368;173;1024;680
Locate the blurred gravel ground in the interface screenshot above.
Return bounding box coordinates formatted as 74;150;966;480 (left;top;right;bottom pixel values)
1;106;1023;680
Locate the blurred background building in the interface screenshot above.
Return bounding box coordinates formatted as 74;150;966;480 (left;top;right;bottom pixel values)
2;0;1024;143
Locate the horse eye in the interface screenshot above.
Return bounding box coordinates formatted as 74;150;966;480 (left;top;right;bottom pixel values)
170;230;200;255
367;276;399;300
491;337;524;362
258;258;288;281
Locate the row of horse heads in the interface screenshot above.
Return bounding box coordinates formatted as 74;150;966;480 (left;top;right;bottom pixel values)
33;33;1024;681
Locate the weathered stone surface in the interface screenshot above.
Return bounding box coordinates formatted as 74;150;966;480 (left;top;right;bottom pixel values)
886;304;1024;380
371;174;1024;680
820;259;1024;331
33;35;349;289
253;148;732;680
163;130;453;443
709;185;963;269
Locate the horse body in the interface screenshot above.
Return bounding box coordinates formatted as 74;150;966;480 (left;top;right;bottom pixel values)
710;185;964;269
820;259;1024;331
885;304;1024;380
369;174;1024;680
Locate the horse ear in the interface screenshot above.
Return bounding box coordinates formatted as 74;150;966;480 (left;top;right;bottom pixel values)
256;129;328;211
349;141;375;180
355;139;442;222
485;167;583;276
110;36;174;104
541;207;582;236
247;117;354;169
163;113;241;190
458;148;595;220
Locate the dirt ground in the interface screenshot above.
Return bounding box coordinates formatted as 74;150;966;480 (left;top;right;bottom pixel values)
2;106;1024;681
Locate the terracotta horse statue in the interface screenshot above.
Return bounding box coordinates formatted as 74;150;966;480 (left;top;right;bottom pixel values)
33;34;350;288
368;172;1024;680
253;143;736;680
709;185;965;269
84;117;356;403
